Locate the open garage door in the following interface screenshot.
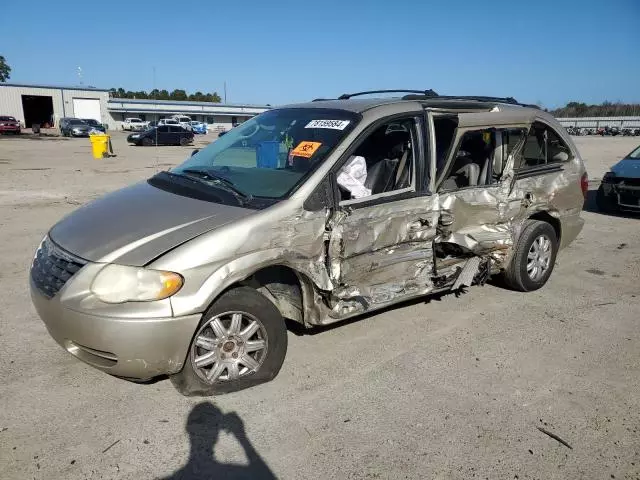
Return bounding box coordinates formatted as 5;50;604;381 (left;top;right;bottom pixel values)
22;95;54;128
72;98;101;122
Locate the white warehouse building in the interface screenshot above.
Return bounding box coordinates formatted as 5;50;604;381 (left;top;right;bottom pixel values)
0;82;270;131
108;98;270;132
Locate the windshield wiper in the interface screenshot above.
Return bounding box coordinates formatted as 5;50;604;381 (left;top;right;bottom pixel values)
181;168;253;202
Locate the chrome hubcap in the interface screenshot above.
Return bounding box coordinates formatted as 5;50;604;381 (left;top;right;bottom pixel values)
191;311;268;384
527;234;552;281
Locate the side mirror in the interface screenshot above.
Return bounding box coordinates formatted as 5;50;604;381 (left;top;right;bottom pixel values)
191;149;199;157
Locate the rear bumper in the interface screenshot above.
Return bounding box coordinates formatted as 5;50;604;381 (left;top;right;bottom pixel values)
30;279;201;379
559;213;585;250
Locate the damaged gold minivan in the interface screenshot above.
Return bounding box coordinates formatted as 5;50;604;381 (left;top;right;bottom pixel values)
30;91;587;395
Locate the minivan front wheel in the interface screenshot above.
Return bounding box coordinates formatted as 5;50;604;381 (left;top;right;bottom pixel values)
503;220;558;292
171;287;288;396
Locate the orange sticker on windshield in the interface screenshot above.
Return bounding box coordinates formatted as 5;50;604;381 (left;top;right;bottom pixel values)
291;141;322;158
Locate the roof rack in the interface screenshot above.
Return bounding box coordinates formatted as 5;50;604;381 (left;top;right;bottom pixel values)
406;94;540;109
313;91;540;109
337;89;438;100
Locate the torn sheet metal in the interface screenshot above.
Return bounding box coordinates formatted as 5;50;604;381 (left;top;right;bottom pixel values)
451;257;481;290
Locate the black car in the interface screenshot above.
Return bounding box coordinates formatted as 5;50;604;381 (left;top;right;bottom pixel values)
81;119;106;132
127;125;194;146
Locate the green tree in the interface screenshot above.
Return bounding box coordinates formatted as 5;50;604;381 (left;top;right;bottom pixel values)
0;55;10;82
170;89;188;101
189;91;205;101
204;92;222;103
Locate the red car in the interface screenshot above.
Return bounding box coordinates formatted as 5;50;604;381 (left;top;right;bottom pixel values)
0;116;20;134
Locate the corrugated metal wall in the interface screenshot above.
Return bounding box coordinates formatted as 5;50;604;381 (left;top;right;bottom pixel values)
0;85;109;127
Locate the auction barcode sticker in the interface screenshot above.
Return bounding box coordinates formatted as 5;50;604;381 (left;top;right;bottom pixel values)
305;120;351;130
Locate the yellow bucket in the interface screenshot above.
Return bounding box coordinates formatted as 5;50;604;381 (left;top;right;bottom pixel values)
90;133;111;159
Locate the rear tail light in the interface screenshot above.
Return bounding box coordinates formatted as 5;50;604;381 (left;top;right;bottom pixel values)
580;172;589;199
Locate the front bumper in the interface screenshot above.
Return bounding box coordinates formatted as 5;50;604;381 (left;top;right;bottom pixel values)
71;130;90;137
30;279;201;379
601;180;640;210
0;125;20;132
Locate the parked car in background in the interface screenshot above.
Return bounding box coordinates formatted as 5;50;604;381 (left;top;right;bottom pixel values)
172;115;193;131
30;91;587;396
190;121;207;134
60;118;92;137
158;118;180;127
148;121;158;128
0;115;21;134
597;144;640;213
122;118;148;131
127;125;194;146
81;119;106;133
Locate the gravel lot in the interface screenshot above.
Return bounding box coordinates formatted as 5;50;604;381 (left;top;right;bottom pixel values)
1;132;638;480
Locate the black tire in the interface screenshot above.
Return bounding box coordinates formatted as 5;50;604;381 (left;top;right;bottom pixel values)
170;286;288;396
595;184;618;213
142;137;153;146
179;137;190;146
502;220;558;292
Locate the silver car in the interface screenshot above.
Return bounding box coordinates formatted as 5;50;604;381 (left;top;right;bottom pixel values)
30;91;588;396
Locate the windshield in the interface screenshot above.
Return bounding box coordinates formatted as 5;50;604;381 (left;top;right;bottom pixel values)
130;119;142;123
0;116;16;121
171;108;359;199
69;119;86;125
626;145;640;159
84;119;98;125
178;117;190;122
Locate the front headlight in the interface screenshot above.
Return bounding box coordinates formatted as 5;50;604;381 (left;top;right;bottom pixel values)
91;264;183;303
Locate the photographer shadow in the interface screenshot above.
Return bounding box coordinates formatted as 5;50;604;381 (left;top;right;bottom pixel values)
162;402;276;480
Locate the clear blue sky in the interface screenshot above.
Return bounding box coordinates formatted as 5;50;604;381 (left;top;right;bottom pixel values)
2;0;639;108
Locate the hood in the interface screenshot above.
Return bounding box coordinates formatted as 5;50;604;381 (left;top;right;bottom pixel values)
71;124;91;131
49;181;255;266
611;158;640;179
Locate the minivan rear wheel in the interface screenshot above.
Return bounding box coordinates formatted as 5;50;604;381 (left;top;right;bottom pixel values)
170;286;288;396
503;220;558;292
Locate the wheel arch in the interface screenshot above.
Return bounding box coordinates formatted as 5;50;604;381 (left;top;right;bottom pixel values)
528;210;561;243
203;264;317;327
241;265;309;325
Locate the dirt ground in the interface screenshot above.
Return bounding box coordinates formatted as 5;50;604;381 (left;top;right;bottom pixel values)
0;132;638;480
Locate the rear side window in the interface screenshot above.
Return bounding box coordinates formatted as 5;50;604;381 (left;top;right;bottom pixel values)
519;122;571;169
